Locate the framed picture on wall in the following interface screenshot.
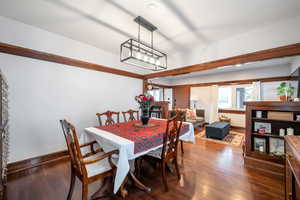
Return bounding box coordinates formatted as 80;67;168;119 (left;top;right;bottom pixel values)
253;137;266;153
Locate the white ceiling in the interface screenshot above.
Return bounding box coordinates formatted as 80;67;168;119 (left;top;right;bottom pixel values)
1;0;300;58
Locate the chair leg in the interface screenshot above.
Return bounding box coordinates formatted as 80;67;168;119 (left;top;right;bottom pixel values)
181;141;184;154
91;177;108;199
174;157;181;180
67;167;76;200
161;161;168;192
82;183;88;200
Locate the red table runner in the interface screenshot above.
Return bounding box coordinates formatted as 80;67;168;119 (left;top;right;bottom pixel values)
95;119;189;154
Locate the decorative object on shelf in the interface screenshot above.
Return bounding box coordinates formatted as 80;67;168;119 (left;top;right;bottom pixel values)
279;128;285;137
258;129;266;134
135;93;154;125
0;69;9;199
254;122;271;133
287;127;294;136
219;115;231;123
276;82;295;101
296;115;300;121
294;97;300;102
269;138;284;156
254;137;266;153
120;16;167;71
267;111;293;121
256;111;262;118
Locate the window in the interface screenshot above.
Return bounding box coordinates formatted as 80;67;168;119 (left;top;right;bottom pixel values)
218;87;232;109
236;86;252;109
148;89;160;101
218;85;253;110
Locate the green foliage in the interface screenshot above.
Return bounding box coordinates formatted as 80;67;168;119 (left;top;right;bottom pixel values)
276;82;295;96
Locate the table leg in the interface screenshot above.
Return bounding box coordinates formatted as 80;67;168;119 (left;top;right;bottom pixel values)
129;171;151;192
119;177;129;198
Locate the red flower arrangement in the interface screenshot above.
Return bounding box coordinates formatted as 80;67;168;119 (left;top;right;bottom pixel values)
135;93;154;110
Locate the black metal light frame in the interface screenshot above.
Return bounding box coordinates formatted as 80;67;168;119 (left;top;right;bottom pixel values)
120;16;167;71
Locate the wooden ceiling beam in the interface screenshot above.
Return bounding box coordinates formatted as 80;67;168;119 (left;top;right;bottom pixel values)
144;43;300;79
0;42;144;79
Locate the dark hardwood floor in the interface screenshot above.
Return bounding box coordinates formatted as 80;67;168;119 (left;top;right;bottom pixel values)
7;133;284;200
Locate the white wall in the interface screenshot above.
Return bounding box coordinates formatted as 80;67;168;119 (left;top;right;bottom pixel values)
190;87;212;122
0;17;142;163
261;81;298;100
166;15;300;69
164;88;173;110
0;16;146;75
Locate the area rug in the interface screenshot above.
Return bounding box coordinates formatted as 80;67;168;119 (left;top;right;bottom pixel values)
196;130;244;147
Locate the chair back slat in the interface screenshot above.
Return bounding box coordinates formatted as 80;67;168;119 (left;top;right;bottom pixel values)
60;120;86;177
161;114;184;159
96;111;120;126
122;109;139;122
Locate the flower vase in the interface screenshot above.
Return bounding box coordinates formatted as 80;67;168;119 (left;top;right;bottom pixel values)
141;108;150;125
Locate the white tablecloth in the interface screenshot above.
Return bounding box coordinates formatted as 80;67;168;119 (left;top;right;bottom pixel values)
83;120;195;193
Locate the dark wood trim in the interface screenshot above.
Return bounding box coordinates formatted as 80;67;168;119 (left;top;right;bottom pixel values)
0;42;144;79
149;83;173;88
174;76;298;88
144;43;300;78
218;109;245;114
244;101;300;107
143;79;148;93
7;150;69;176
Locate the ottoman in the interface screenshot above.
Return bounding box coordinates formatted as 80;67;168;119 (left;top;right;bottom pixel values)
206;122;230;140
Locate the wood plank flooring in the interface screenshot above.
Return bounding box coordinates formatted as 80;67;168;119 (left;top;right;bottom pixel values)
7;133;284;200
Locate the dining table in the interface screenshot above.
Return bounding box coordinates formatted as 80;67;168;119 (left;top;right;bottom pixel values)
83;118;195;194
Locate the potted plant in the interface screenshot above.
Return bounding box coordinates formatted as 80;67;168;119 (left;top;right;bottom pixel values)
135;93;154;125
276;82;295;101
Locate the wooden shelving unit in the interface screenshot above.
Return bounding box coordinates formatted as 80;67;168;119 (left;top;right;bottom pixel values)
244;101;300;179
252;117;300;123
252;133;284;139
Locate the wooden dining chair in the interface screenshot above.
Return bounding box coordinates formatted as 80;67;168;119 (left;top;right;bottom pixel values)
146;114;184;192
96;111;120;126
122;109;139;122
60;119;119;200
169;110;186;155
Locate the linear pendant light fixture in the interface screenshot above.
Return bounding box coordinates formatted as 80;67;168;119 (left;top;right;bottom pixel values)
120;16;167;71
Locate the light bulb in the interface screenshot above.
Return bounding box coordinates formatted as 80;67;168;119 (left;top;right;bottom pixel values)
156;59;160;66
150;57;155;64
136;52;142;60
143;54;149;62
